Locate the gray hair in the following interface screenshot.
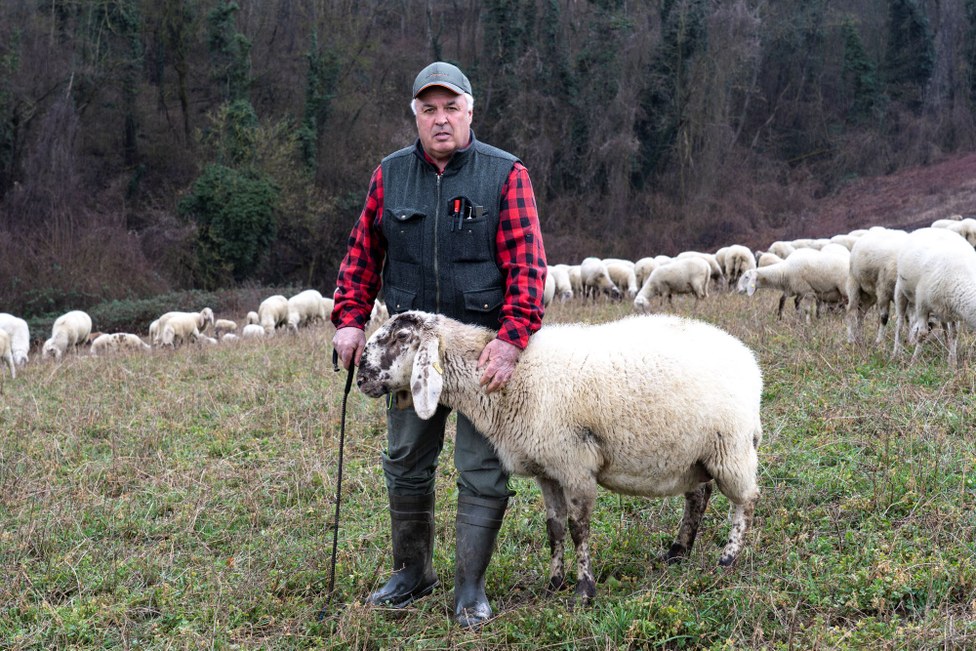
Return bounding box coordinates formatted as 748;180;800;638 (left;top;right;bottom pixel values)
411;92;474;116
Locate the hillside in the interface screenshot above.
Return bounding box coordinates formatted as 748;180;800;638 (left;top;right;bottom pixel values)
792;151;976;240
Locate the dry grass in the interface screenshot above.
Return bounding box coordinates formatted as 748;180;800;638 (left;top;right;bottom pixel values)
1;292;975;649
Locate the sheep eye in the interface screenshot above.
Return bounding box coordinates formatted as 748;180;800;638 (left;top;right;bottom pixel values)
394;329;410;342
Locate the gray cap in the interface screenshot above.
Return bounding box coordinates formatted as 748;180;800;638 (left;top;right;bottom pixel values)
412;62;472;98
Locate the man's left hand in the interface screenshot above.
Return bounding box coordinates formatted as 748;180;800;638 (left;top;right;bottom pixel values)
477;338;521;394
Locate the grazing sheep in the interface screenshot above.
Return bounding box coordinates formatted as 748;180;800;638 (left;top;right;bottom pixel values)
738;246;849;319
892;227;976;366
634;256;710;312
90;333;151;356
150;308;215;345
158;314;203;348
42;310;93;361
0;312;30;366
548;264;574;302
721;244;758;289
287;289;331;332
580;257;622;300
214;319;238;338
246;311;260;325
242;323;267;339
765;241;796;259
676;251;723;287
567;265;583;297
633;257;658;289
357;311;763;603
258;295;289;334
756;252;784;268
604;258;639;299
0;329;15;379
845;228;909;344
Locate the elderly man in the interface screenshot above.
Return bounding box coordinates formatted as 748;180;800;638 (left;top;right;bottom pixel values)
330;61;547;628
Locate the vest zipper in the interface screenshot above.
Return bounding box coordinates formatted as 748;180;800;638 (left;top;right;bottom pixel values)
433;172;442;313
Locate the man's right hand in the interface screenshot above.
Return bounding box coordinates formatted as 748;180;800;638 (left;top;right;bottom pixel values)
332;326;366;370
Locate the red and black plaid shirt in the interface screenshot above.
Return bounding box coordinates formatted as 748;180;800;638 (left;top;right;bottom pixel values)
332;151;547;349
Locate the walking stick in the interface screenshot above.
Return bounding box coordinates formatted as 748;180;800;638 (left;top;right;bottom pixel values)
319;348;355;619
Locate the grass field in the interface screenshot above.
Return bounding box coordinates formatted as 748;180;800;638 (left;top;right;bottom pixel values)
1;291;975;650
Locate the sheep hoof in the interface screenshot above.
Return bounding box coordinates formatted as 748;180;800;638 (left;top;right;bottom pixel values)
572;580;596;606
546;576;567;593
665;543;688;564
718;553;738;567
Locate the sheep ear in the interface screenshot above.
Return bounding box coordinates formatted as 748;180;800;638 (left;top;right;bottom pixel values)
410;333;443;420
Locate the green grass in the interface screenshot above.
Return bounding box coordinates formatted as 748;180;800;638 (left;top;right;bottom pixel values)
1;293;975;649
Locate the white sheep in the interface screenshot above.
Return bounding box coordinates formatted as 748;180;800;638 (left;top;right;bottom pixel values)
42;310;93;361
633;257;658;289
892;227;976;366
214;319;238;338
158;314;203;348
548;264;574;302
936;217;976;248
241;323;267;339
246;311;260;325
357;311;762;603
258;295;289;334
580;257;621;300
90;333;151;356
845;227;909;344
765;241;796;259
0;329;15;379
721;244;757;289
150;307;214;345
603;258;639;298
634;256;710;312
220;333;240;343
676;251;723;286
738;246;849;319
287;289;330;332
0;312;30;366
756;252;784;268
567;265;583;297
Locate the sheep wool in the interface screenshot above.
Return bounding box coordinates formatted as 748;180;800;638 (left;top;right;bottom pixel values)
42;310;93;361
358;311;763;603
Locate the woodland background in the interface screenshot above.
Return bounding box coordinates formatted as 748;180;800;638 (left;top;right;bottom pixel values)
1;0;975;318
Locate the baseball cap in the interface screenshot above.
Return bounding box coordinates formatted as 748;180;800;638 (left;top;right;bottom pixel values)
412;62;472;98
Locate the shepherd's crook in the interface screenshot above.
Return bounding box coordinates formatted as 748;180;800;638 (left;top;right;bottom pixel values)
319;348;355;619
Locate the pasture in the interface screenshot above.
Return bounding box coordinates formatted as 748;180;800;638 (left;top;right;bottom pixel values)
1;291;974;649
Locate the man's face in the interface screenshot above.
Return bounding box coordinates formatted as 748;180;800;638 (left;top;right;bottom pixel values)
414;87;472;167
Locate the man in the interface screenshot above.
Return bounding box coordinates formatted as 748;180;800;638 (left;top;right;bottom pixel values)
330;61;547;628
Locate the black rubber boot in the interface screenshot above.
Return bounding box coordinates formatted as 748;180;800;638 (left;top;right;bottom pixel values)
454;495;507;629
365;492;439;607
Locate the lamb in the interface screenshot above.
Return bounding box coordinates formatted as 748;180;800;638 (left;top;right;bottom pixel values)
603;258;639;298
633;256;710;312
287;289;331;332
258;295;289;334
90;333;151;356
357;311;762;603
892;227;976;366
580;257;622;300
0;312;30;366
0;329;15;379
150;307;214;345
242;323;267;339
548;264;574;302
214;319;238;338
845;227;909;344
42;310;93;361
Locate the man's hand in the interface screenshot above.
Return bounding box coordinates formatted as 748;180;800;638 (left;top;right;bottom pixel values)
333;326;366;370
477;338;521;394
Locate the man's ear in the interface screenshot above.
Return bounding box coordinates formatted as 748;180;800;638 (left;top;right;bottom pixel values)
410;333;443;420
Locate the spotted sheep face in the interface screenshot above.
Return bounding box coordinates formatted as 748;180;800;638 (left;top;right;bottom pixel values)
357;312;431;399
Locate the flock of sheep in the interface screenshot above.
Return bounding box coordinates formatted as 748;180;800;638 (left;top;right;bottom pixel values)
0;288;346;378
545;215;976;366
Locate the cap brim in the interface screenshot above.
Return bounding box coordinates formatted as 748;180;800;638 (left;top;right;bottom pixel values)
414;82;465;97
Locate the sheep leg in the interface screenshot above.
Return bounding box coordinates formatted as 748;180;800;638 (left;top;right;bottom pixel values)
776;294;786;319
566;486;597;604
536;476;568;592
718;497;757;566
665;482;713;564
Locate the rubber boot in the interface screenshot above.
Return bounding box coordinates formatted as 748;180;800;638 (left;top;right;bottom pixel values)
454;495;507;628
365;492;439;607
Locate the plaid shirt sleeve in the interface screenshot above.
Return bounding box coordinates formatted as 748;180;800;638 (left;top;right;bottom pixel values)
331;165;386;330
496;162;547;349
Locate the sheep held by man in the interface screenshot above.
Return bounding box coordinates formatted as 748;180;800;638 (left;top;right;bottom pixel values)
357;311;763;603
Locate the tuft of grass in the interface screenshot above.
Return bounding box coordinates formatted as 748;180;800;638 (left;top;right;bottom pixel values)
2;292;975;649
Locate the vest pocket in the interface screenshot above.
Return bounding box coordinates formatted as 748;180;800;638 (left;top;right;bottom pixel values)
385;208;427;264
463;287;504;313
384;285;417;314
